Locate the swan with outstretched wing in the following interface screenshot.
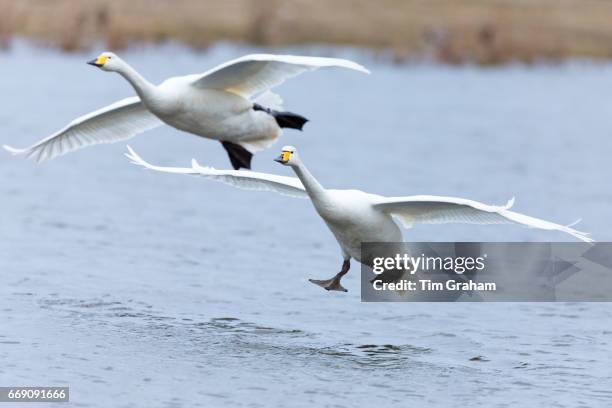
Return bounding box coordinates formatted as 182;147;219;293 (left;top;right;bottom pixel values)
126;146;592;292
5;53;369;169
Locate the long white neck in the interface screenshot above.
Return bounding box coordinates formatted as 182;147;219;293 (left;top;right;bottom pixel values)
291;160;326;201
116;63;156;101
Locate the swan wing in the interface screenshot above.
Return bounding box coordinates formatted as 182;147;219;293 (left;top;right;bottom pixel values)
372;195;593;242
4;97;163;163
191;54;369;98
125;146;307;198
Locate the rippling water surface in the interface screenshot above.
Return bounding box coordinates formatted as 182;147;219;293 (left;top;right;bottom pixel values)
1;42;612;407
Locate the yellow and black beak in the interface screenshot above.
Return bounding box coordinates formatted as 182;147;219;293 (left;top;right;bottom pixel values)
274;150;291;164
87;55;107;67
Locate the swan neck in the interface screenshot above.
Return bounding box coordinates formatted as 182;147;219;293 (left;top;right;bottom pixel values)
117;63;155;100
293;161;325;199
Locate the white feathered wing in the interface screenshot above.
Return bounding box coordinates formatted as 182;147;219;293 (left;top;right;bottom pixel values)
372;195;593;242
125;146;307;198
4;97;163;163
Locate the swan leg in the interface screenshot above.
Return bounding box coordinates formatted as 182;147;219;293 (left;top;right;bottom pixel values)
220;141;253;170
309;260;350;292
253;103;308;131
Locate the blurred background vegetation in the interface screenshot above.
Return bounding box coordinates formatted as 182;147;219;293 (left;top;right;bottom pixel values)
2;0;612;64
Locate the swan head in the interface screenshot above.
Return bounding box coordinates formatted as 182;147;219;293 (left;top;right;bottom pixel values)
87;52;123;72
274;146;299;166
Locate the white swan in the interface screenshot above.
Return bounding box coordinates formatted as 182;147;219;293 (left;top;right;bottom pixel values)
4;53;368;169
125;145;593;292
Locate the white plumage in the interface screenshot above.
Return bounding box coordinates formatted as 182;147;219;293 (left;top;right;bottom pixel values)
126;146;307;198
126;145;593;292
192;54;369;97
4;53;369;168
4;97;162;163
371;196;590;242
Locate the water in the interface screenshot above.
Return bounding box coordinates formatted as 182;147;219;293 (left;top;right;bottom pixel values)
1;41;612;407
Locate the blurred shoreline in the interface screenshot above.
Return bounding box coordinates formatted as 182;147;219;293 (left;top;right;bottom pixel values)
3;0;612;65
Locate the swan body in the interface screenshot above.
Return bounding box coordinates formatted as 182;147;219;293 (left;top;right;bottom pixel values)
4;53;369;169
148;84;276;145
303;188;403;262
125;145;593;292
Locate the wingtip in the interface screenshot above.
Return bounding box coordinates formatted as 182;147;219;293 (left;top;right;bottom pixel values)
575;231;595;243
560;218;595;242
332;57;370;74
564;223;594;243
124;145;136;160
3;144;25;155
124;145;147;168
344;61;370;74
358;65;371;75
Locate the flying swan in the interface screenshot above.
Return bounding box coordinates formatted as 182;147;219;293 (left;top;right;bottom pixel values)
125;145;593;292
4;53;369;169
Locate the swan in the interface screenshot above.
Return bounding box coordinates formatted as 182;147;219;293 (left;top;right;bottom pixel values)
125;145;593;292
3;53;368;169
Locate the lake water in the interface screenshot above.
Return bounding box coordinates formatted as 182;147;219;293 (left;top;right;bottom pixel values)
1;41;611;407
